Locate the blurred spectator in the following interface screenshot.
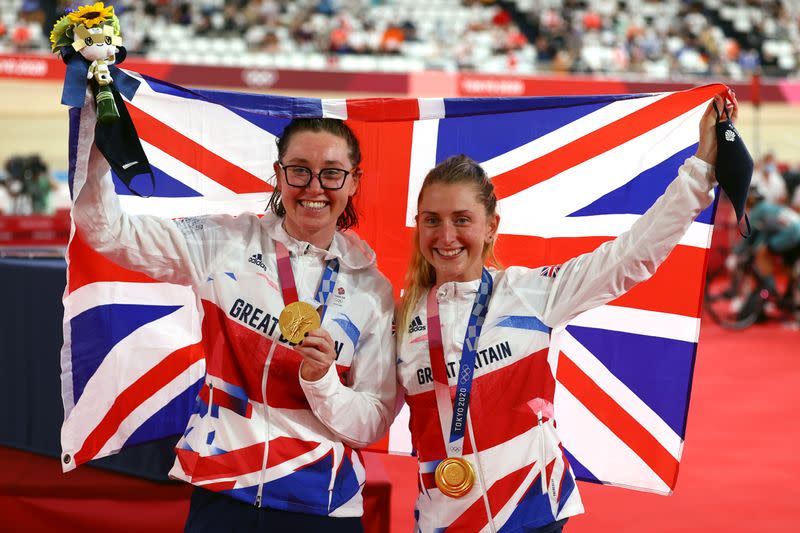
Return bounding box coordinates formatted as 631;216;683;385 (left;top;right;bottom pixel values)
752;152;788;204
381;24;405;54
0;186;9;215
784;163;800;209
792;184;800;212
173;2;192;26
401;20;418;43
11;24;35;50
740;48;761;73
2;155;56;215
492;9;511;27
519;0;797;78
1;0;797;77
582;9;601;31
329;19;351;54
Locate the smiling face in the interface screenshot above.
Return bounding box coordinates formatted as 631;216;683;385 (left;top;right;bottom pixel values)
77;27;116;62
274;130;359;248
417;182;499;286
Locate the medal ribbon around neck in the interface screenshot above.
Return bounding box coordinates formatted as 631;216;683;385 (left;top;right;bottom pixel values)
274;240;340;342
426;268;493;459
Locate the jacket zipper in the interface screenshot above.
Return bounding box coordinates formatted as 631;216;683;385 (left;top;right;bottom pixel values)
537;411;547;496
254;341;279;507
206;383;215;452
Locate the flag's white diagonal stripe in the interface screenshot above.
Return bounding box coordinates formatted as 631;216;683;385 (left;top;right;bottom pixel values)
138;140;240;200
132;78;277;181
567;305;701;343
554;330;683;460
66;281;197;317
498;212;712;249
87;359;205;463
480;93;671;178
498;101;707;227
553;380;672;495
61;303;200;455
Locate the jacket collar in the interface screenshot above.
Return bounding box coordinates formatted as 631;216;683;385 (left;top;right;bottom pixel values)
263;215;377;271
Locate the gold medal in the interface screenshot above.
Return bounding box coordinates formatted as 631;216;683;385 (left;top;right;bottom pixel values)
278;301;320;344
434;457;475;498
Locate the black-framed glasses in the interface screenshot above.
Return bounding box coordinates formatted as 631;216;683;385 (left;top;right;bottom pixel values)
278;163;352;190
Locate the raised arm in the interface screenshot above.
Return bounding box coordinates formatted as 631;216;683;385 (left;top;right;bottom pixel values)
541;92;735;328
71;104;215;286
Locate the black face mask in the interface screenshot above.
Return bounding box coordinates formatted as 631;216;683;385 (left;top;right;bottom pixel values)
713;101;754;235
94;88;156;197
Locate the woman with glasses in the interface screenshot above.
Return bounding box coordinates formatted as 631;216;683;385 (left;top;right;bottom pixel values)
73;117;395;532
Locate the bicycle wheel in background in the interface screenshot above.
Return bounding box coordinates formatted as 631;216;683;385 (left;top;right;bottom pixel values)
704;265;765;330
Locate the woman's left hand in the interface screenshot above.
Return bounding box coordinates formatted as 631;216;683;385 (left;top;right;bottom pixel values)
695;88;738;166
296;328;337;382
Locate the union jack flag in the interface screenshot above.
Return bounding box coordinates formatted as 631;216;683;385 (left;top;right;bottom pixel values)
60;69;722;496
540;265;561;278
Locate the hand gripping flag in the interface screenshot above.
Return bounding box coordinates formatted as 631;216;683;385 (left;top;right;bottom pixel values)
61;69;723;495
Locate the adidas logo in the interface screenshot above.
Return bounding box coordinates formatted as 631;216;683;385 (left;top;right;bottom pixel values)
248;253;267;271
408;315;425;334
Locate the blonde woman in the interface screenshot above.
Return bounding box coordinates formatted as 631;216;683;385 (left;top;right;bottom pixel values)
396;93;736;532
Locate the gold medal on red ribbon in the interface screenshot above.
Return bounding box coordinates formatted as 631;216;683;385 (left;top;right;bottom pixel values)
434;457;475;498
278;301;320;344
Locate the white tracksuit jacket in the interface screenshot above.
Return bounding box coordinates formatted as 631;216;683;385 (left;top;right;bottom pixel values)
72;138;396;516
397;157;715;532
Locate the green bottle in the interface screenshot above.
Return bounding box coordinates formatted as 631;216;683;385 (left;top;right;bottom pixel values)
95;84;119;123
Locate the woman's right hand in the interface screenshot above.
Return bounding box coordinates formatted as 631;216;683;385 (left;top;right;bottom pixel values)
296;328;338;383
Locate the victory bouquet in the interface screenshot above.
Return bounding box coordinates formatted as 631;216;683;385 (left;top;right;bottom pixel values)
50;2;154;194
50;2;125;122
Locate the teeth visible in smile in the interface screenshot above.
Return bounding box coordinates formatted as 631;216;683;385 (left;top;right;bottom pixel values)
301;201;327;209
437;248;463;257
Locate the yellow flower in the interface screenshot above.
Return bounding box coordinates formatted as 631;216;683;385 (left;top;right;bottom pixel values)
67;2;114;28
49;15;70;47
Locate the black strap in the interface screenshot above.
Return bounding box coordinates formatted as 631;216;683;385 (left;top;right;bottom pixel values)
712;100;731;122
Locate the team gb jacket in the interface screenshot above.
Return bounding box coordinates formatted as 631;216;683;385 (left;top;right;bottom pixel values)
72;133;396;517
397;157;715;532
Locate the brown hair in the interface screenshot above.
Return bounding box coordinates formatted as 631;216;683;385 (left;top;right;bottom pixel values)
267;118;362;230
397;155;501;336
